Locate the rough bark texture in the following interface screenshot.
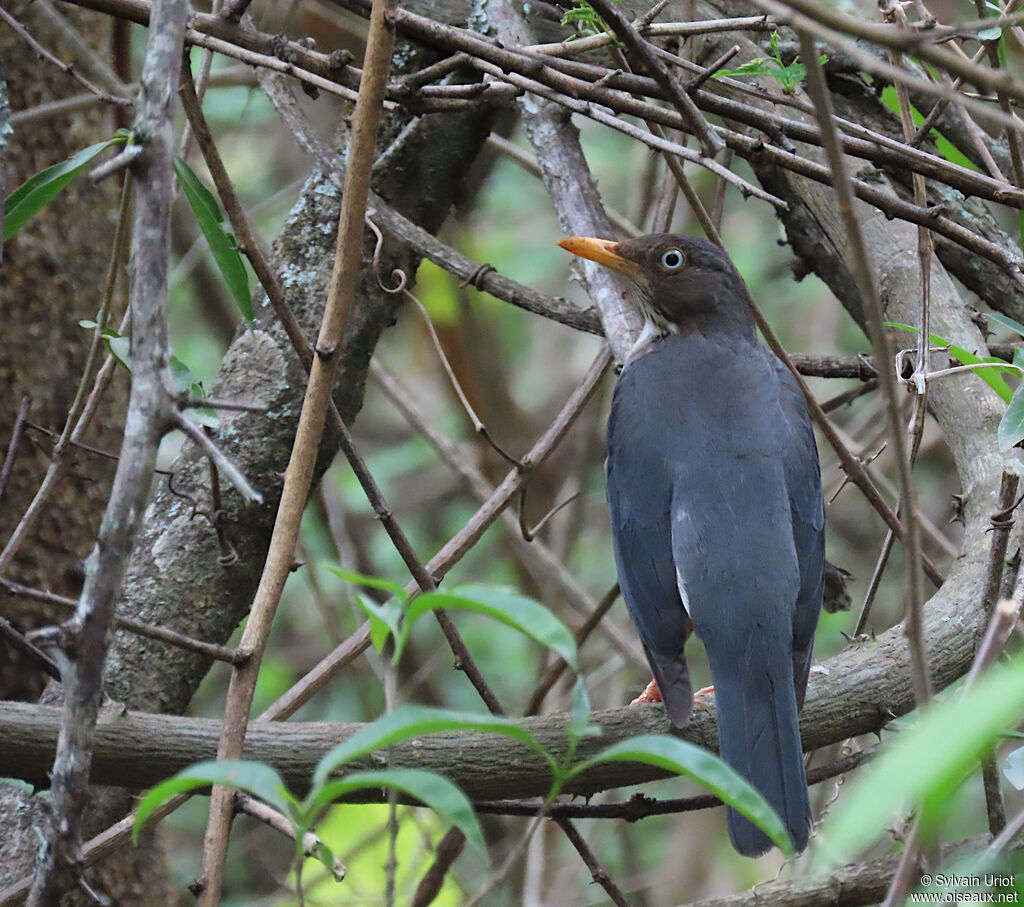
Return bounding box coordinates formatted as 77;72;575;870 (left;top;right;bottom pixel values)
0;1;126;695
0;4;171;903
1;0;1020;899
0;17;496;898
103;102;495;717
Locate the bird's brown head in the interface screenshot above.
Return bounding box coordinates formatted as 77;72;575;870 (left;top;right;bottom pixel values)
558;233;751;337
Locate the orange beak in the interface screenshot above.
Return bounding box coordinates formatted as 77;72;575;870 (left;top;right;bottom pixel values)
558;236;641;280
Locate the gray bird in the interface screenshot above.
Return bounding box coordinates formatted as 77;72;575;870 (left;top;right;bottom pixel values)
560;233;825;857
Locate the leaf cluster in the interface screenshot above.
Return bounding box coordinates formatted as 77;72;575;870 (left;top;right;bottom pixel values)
715;31;827;94
133;574;795;889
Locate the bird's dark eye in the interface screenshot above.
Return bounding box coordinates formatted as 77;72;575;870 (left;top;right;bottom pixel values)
659;248;685;271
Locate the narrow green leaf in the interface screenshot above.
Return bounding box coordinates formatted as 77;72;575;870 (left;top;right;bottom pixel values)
307;768;487;854
404;585;578;671
311;705;551;790
567;677;601;743
813;655;1024;872
173;157;253;321
325;565;408;602
354;592;402;653
169;356;201;394
999;382;1024;449
986;311;1024;338
4;136;123;240
107;335;132;371
133;760;295;842
714;58;775;79
567;735;794;856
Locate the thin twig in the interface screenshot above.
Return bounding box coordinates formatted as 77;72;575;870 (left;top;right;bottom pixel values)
478;748;870;820
799;31;932;711
982;756;1007;836
26;0;189;897
0;179;133;578
234;793;347;881
526;584;620;715
410;827;465;907
463;809;549;907
0;5;130;107
194;0;397;897
554;816;631;907
180;64;507;716
370;358;643;670
586;0;724;156
265;348;613;722
0;613;61;681
980;473;1021;620
174;412;261;503
0;396;31;505
3;578;242;664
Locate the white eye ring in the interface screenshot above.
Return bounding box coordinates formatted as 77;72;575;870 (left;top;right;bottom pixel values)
660;248;685;271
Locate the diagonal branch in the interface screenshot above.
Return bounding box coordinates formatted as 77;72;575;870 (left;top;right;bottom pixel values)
192;0;398;899
586;0;724;157
799;30;931;704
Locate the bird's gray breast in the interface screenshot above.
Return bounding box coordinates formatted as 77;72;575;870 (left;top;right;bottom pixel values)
606;333;801;646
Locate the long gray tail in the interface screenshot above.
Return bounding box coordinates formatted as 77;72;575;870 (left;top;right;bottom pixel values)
711;663;810;857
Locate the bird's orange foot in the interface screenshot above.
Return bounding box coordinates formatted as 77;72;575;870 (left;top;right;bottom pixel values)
630;679;662;705
692;684;715;711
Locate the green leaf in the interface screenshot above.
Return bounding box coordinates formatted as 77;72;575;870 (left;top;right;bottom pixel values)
307;768;487;855
134;760;296;842
774;62;807;92
325;566;408;602
568;735;794;855
173;157;253;322
78;319;118;337
567;677;601;743
999;382;1024;449
978;25;1003;41
714;58;776;79
355;592;402;653
986;311;1024;338
402;585;578;670
311;705;551;790
887;322;1015;402
78;320;133;370
813;654;1024;871
4;135;124;240
107;335;132;372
